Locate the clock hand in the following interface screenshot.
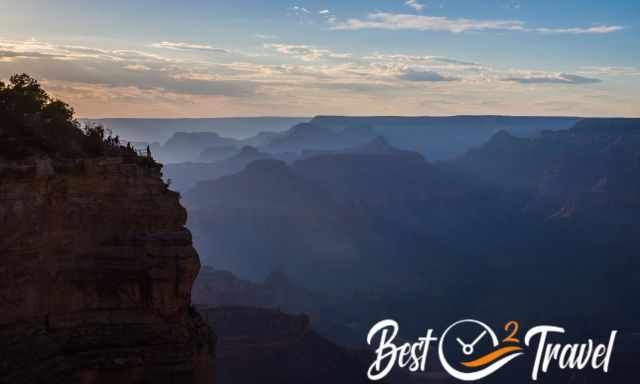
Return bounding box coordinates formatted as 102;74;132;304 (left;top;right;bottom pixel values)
456;338;468;348
470;330;487;347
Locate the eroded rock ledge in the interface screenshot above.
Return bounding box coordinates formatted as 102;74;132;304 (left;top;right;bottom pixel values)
0;156;214;384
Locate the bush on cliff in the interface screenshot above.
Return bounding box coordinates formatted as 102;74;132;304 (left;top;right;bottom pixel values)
0;73;135;159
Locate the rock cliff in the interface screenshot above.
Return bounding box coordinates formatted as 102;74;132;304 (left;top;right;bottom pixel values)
0;155;214;383
198;306;370;384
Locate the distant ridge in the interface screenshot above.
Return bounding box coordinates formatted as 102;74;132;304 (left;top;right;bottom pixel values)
308;115;580;159
85;117;310;143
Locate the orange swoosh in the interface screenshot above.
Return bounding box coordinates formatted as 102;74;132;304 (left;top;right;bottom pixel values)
461;346;523;368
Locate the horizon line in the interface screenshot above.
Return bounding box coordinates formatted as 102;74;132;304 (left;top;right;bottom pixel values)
80;114;640;120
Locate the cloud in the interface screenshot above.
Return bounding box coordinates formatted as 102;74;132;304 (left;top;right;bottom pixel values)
505;2;521;10
150;41;229;53
332;13;525;33
405;0;425;12
289;6;311;14
306;81;394;93
124;64;152;71
398;69;458;82
331;13;623;35
365;53;480;67
535;25;623;34
0;50;54;61
502;73;601;85
255;34;278;40
0;39;255;97
578;66;640;76
319;9;330;15
265;44;351;61
0;39;173;63
1;38;635;117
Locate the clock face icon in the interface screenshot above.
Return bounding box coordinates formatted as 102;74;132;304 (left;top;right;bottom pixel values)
437;319;524;382
458;329;488;355
441;320;498;363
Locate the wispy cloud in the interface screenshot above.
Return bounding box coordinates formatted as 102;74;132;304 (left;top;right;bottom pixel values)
398;69;458;82
502;73;601;85
330;12;623;35
0;39;171;63
365;53;480;67
331;13;525;33
289;6;312;15
0;39;254;98
0;49;53;61
405;0;425;12
319;9;330;15
255;34;278;40
150;41;229;53
1;38;635;117
578;66;640;76
265;44;351;61
505;2;521;10
123;64;152;72
535;25;623;34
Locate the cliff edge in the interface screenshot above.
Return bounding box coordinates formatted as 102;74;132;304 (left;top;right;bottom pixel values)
0;75;214;383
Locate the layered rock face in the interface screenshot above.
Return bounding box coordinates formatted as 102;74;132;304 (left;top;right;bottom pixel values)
0;156;213;383
198;306;370;384
192;267;323;316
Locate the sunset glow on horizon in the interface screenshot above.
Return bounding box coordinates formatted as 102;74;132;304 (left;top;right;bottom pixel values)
1;0;638;117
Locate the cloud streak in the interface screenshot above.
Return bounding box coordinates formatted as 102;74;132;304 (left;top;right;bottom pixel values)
265;44;351;61
330;12;623;34
405;0;425;12
365;53;480;67
398;69;458;82
0;39;255;97
150;41;229;53
1;38;634;117
502;73;601;85
578;66;640;76
289;6;311;15
332;13;525;33
535;25;624;34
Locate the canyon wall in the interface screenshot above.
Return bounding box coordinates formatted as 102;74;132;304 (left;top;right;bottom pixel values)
0;155;214;383
199;306;370;384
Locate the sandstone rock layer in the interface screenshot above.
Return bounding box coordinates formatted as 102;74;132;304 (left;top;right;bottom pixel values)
0;156;214;384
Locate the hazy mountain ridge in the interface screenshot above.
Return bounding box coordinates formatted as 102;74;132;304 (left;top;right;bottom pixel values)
454;118;640;221
85;117;308;142
263;122;378;153
186;118;640;355
165;146;273;192
115;115;581;165
163;136;421;194
184;159;371;284
309;115;580;159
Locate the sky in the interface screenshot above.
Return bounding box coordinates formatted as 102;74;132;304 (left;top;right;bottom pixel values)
0;0;638;117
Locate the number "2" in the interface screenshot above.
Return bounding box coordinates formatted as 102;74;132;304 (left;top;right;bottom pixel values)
503;320;520;343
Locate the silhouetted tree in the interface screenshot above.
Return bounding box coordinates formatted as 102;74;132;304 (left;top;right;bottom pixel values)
0;74;49;117
0;73;146;160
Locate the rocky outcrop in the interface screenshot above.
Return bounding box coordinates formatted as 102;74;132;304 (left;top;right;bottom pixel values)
0;156;214;383
192;267;324;315
198;306;370;384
